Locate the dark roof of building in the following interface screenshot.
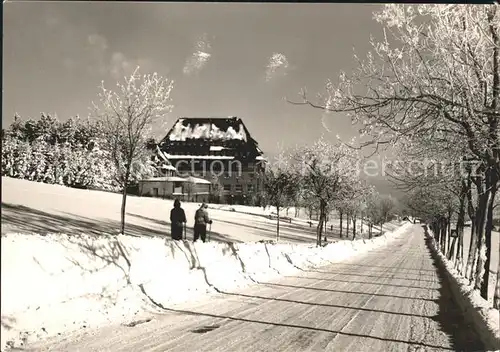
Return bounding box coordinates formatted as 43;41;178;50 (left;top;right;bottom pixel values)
158;116;264;157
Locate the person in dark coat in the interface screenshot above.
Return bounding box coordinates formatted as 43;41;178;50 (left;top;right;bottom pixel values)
193;203;212;243
170;199;186;240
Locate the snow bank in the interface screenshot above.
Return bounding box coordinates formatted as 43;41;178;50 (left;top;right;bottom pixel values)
424;228;500;351
1;222;411;350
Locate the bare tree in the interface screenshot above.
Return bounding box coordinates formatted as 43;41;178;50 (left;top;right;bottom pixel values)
365;191;386;238
91;67;174;235
294;139;360;246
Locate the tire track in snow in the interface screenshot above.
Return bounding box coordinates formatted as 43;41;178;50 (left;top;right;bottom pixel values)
136;250;399;352
318;240;412;351
129;237;412;351
47;248;392;352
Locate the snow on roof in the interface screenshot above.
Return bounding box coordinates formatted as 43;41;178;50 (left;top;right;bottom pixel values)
161;165;177;171
142;175;211;184
140;176;186;182
186;176;212;184
210;146;225;151
156;146;171;163
256;156;267;161
168;119;248;142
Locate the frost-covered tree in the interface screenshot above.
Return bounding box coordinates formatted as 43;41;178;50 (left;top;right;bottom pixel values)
91;67;174;235
343;180;372;239
209;176;225;204
263;152;299;241
294;139;360;246
1;136;32;178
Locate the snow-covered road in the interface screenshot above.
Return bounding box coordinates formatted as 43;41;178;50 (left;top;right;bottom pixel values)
28;225;484;352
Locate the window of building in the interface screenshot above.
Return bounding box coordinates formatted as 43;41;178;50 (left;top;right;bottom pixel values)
247;184;254;192
235;184;242;192
223;184;231;191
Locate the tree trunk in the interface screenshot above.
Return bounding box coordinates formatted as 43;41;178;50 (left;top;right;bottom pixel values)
317;215;323;247
447;212;452;257
316;200;326;247
447;227;454;260
324;213;328;243
443;219;447;254
276;205;280;242
457;226;464;273
432;221;439;243
448;237;457;261
360;214;364;237
352;216;357;240
445;216;451;256
346;214;350;240
369;222;372;239
455;181;467;273
483;6;499;301
339;211;343;239
465;177;477;280
470;244;479;285
480;174;497;299
441;217;447;254
120;167;131;235
439;218;444;253
474;187;490;291
436;220;441;250
120;187;127;235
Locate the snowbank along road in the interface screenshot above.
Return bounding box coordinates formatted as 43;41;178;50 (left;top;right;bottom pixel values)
28;225;484;352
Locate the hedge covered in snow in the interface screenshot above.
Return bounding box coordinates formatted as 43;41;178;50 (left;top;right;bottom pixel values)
1;222;411;350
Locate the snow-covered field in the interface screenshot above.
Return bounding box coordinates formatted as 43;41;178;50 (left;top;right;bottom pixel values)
1;177;395;243
1;177;410;350
425;228;500;350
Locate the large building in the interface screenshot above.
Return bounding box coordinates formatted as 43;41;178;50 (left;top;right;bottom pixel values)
148;116;267;205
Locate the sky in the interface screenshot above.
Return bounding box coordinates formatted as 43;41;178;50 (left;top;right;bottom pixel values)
3;2;397;194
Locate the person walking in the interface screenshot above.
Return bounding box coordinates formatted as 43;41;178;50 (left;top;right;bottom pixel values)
170;199;186;241
193;203;212;243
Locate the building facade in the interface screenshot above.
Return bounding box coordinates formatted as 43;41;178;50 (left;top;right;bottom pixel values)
156;116;267;205
138;176;211;203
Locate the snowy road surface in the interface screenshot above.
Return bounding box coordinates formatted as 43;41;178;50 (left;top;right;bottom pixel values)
29;225;483;352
